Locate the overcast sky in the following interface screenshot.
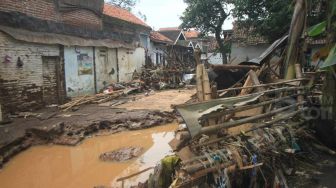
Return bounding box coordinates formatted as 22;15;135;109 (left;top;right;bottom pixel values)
133;0;233;31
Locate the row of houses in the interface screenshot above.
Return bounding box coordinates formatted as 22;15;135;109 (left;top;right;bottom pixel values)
0;0;210;121
149;28;208;67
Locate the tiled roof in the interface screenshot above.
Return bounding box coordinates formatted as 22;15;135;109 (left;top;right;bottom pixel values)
103;4;150;28
150;31;173;44
184;30;200;39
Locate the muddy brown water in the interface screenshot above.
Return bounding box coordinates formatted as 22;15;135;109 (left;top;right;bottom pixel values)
0;123;178;188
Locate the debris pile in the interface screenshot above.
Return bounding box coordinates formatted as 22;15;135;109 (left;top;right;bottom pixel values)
59;91;124;111
99;147;143;162
140;67;192;90
121;20;336;186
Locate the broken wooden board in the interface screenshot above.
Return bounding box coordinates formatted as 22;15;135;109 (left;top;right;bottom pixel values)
196;64;212;102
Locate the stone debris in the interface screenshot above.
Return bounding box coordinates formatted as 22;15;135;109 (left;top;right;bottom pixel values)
99;147;143;162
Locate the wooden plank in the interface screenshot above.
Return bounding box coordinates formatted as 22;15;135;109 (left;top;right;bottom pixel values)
218;78;309;93
202;65;212;101
196;64;204;102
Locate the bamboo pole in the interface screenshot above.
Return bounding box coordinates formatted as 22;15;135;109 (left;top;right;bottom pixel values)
199;102;306;136
201;94;301;120
62;95;88;112
193;109;308;149
217;78;309;94
177;86;306;109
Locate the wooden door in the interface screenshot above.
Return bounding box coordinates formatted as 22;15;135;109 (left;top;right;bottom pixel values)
42;56;60;105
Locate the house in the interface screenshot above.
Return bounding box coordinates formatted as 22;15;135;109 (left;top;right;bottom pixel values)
149;31;173;66
0;0;151;118
184;29;209;53
208;23;269;65
153;27;194;67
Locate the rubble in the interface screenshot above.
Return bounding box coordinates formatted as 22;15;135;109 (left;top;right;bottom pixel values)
59;90;124;111
121;11;336;187
99;147;143;162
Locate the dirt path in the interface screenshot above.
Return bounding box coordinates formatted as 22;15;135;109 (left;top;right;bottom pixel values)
118;89;196;112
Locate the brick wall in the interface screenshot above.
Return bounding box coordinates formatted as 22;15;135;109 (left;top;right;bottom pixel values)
0;0;102;29
62;9;102;30
0;0;61;22
0;31;62;115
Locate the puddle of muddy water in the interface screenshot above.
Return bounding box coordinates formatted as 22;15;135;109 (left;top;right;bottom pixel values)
0;123;177;188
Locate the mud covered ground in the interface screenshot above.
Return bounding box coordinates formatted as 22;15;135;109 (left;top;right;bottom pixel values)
0;89;195;168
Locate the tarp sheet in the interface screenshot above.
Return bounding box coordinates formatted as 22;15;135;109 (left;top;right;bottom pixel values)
176;94;262;137
0;26;135;49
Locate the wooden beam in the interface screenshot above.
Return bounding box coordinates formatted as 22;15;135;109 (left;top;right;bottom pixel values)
217;78;309;93
201;94;301;120
211;64;260;70
200;102;306;136
193;110;308;149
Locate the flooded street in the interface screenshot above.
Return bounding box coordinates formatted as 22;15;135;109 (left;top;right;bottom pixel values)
0;123;177;188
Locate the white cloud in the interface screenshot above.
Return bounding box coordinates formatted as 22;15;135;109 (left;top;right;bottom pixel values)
133;0;233;30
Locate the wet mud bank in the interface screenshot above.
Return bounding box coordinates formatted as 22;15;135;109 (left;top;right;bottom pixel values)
0;110;175;169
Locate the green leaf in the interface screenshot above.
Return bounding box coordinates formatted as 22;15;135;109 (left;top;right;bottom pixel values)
320;45;336;69
308;21;327;37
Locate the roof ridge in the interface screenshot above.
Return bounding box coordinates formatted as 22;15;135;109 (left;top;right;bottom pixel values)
103;3;151;28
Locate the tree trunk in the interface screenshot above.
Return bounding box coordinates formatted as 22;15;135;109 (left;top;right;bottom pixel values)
283;0;306;79
214;2;228;64
215;28;228;64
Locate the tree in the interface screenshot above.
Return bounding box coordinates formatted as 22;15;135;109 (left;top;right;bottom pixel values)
181;0;232;64
233;0;292;42
107;0;136;11
233;0;327;42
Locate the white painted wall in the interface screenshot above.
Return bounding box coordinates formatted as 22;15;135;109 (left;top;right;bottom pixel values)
230;43;269;64
64;46;95;97
118;47;145;82
208;43;270;65
95;48;118;92
149;41;167;65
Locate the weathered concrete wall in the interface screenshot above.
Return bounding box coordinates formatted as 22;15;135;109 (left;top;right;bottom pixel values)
0;31;60;114
95;47;118;92
118;48;145;82
64;46;95;97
